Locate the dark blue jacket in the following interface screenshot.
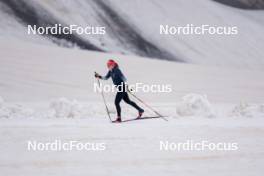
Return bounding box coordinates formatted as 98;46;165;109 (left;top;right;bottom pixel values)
102;66;127;85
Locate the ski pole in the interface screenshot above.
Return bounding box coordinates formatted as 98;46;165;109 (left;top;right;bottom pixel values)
95;73;112;122
127;87;168;121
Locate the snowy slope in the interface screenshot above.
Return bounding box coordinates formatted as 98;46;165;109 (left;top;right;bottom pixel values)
1;0;264;69
0;39;263;103
108;0;264;69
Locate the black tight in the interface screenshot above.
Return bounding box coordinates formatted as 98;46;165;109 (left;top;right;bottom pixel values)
115;90;142;117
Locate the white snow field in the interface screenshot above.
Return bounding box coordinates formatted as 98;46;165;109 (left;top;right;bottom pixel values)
0;40;264;176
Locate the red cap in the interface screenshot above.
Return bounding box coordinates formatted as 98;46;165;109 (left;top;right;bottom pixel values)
107;59;117;68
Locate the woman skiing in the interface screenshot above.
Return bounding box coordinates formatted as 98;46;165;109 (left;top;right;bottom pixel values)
95;59;144;122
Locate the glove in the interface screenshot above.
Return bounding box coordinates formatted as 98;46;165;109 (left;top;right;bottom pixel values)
94;72;102;79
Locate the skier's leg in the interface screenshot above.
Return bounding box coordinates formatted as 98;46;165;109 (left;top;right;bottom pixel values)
115;92;123;118
123;92;143;112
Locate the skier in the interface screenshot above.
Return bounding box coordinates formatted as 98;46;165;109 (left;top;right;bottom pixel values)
95;59;144;122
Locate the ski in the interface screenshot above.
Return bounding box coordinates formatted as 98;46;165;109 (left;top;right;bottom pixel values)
127;89;168;121
112;116;164;123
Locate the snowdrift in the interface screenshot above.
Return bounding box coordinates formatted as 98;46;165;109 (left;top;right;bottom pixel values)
49;97;84;118
1;95;264;119
0;96;34;118
231;102;264;118
176;94;216;118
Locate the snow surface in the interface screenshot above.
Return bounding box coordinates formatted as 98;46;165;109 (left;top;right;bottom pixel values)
0;39;264;175
1;117;264;176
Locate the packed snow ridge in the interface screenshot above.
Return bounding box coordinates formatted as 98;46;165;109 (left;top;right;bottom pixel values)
176;94;216;118
1;95;263;119
49;97;85;118
0;96;34;119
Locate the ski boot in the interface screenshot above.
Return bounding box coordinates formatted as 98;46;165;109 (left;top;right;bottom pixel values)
112;116;122;123
137;109;144;119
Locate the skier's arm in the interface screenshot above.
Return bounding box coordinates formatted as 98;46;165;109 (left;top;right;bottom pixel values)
101;71;111;80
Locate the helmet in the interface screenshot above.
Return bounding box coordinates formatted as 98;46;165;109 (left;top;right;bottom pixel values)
107;59;117;69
